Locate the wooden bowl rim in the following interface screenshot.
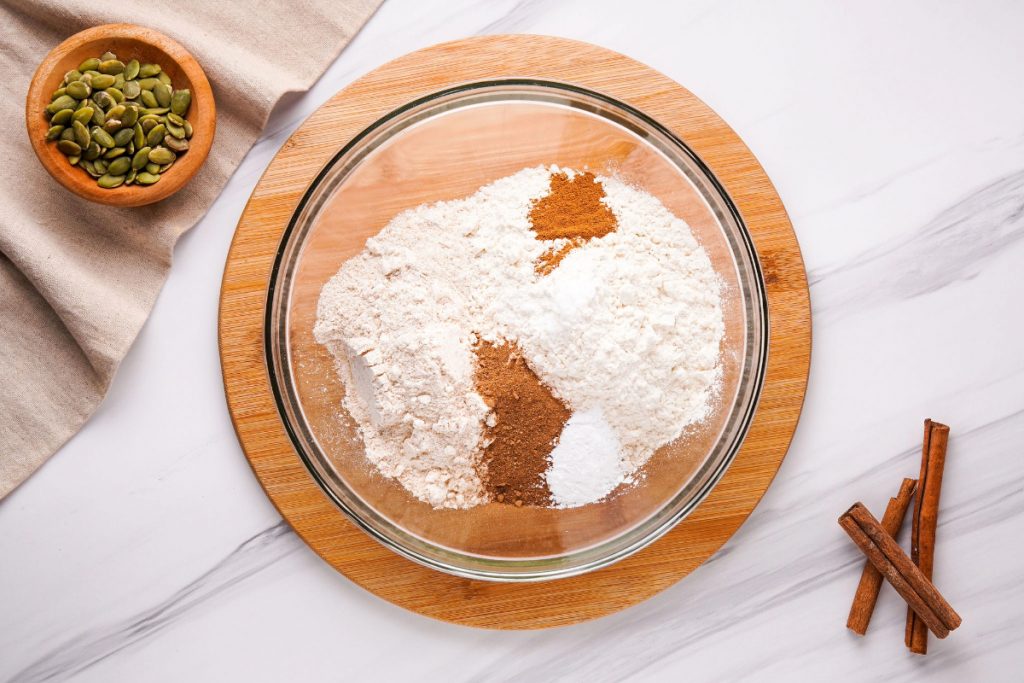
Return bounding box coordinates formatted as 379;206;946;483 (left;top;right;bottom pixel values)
24;23;215;207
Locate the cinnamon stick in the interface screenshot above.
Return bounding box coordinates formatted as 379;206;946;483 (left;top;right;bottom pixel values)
846;478;917;634
839;503;961;639
906;419;951;654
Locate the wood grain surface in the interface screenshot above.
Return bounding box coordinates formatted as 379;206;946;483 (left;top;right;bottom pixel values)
25;23;215;207
219;35;811;629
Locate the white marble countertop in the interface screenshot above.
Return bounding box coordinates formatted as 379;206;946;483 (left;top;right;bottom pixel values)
3;1;1023;680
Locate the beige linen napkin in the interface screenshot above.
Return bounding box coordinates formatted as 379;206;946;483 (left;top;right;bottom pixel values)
0;0;382;498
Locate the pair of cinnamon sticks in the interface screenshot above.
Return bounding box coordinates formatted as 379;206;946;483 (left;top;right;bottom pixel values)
839;419;959;654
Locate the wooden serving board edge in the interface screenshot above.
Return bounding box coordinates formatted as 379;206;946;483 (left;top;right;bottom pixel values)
219;35;811;629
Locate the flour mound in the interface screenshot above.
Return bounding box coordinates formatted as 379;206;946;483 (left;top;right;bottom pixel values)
314;166;724;509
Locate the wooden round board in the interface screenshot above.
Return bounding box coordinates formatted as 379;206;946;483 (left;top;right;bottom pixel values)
219;35;811;629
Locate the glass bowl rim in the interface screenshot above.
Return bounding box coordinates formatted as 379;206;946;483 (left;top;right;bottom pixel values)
265;78;770;582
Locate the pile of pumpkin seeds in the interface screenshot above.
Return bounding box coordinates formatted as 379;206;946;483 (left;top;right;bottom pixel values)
43;51;193;189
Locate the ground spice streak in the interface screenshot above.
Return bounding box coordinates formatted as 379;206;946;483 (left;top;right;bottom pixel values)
531;170;617;273
474;340;570;506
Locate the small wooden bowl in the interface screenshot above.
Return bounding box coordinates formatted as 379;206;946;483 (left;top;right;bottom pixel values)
25;24;215;207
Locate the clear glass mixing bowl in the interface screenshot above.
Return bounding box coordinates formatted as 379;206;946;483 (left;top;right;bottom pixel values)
266;80;768;581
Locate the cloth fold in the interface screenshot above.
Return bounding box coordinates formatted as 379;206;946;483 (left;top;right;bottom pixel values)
0;0;382;498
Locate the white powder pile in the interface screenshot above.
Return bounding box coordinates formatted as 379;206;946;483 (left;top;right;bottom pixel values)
545;408;624;508
314;166;724;509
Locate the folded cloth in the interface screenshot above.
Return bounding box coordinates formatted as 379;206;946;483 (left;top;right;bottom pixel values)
0;0;382;498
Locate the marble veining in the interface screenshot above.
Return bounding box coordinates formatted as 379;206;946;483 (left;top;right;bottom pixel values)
2;1;1022;681
9;523;301;683
811;168;1024;318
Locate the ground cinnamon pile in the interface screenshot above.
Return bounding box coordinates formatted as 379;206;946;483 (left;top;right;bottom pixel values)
530;171;617;273
474;339;570;506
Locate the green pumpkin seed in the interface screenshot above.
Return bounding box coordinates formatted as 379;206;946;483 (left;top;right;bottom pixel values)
147;146;175;165
91;127;115;148
146;124;167;146
170;89;191;117
83;141;101;160
153;83;172;108
164;135;189;153
97;174;125;189
65;81;90;99
113;127;134;147
56;139;81;156
106;157;132;175
122;104;139;127
132;146;152;169
51;109;74;125
72;120;91;147
91;90;114;110
90;73;115;90
71;107;93;125
166;121;186;139
45;50;199;187
98;59;124;75
46;95;78;115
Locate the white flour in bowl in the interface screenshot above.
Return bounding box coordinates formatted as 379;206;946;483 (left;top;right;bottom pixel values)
314;166;724;509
